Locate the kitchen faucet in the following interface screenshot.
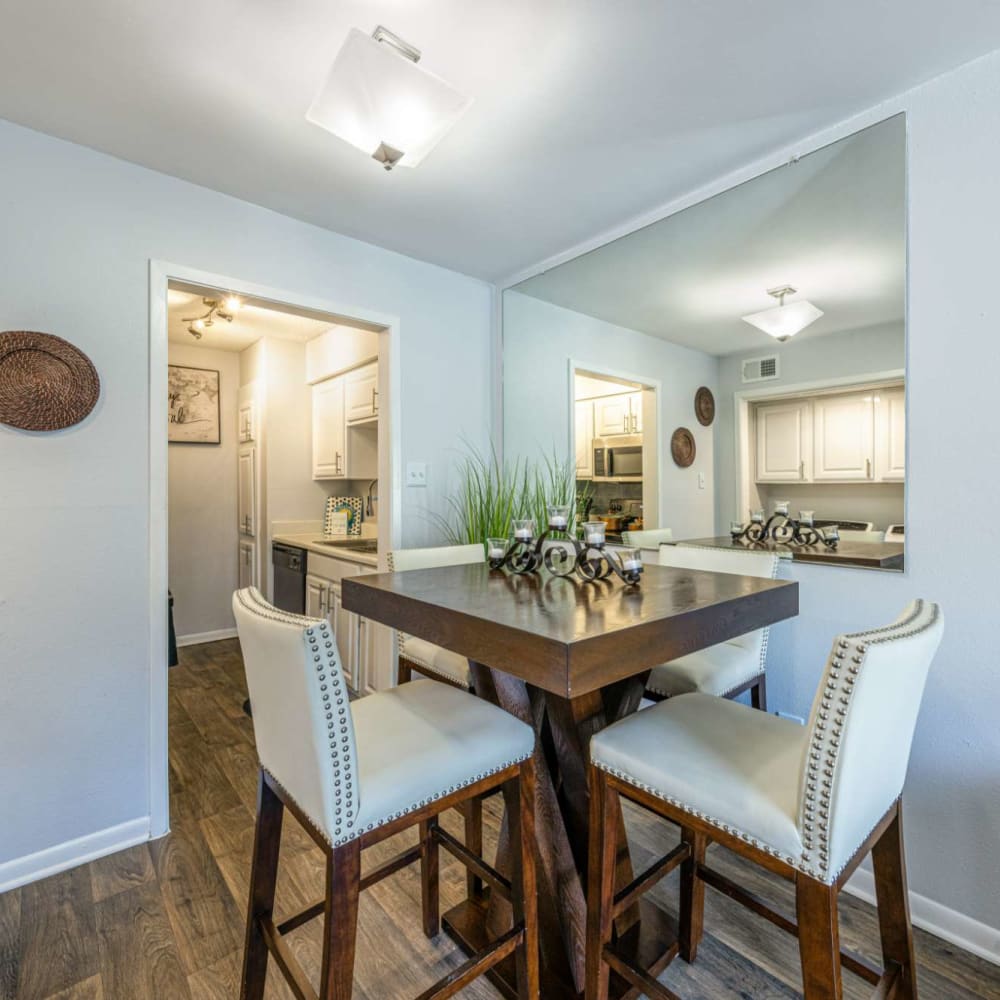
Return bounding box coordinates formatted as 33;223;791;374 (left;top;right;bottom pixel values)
366;479;379;517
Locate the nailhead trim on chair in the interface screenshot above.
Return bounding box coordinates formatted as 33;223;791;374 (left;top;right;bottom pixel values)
798;600;937;883
237;587;357;842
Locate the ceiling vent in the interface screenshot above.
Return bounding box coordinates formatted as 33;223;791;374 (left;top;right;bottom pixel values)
741;355;780;383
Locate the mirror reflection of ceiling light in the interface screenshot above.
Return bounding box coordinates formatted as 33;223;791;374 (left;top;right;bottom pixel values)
306;26;473;171
742;286;824;342
183;296;242;340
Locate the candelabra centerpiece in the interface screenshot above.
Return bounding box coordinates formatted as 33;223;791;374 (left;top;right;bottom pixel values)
487;506;643;585
730;502;840;549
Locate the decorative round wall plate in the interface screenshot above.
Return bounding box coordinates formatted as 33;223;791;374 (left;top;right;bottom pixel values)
671;427;697;468
0;331;100;431
695;386;715;426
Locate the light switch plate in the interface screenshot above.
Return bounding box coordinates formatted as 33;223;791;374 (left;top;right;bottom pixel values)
698;472;706;490
406;461;428;487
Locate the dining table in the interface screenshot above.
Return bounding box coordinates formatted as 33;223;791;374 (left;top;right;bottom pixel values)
342;561;799;1000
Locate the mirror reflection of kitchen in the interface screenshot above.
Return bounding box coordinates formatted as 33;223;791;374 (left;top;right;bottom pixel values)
503;113;906;566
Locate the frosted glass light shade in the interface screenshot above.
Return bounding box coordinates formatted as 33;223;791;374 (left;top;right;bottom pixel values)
307;28;473;168
742;299;824;341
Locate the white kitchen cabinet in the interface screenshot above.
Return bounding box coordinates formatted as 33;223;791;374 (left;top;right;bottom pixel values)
238;398;255;443
237;445;257;535
574;401;595;478
357;615;377;695
305;572;328;620
239;539;256;589
312;377;346;479
813;393;875;481
594;393;641;437
874;387;906;481
345;361;379;423
306;326;379;384
755;401;811;482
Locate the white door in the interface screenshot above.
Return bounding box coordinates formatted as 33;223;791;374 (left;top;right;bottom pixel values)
345;362;378;423
756;401;811;482
238;399;255;443
595;394;632;437
237;445;256;535
305;573;328;620
239;539;256;589
813;393;874;481
874;387;906;481
574;401;595;478
313;377;346;479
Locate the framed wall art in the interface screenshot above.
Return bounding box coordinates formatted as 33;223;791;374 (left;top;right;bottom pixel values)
168;364;221;444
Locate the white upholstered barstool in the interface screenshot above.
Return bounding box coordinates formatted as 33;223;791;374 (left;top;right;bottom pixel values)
620;527;674;562
387;543;484;689
645;544;780;709
233;588;539;1000
586;600;943;1000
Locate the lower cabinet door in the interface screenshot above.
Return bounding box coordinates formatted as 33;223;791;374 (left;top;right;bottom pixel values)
239;539;256;589
305;574;328;620
329;584;359;691
358;617;376;695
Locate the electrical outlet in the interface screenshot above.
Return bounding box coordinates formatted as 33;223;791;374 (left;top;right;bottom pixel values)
406;461;428;487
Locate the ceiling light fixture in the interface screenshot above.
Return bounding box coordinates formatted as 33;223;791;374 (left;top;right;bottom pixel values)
306;25;473;171
182;296;241;340
742;286;823;342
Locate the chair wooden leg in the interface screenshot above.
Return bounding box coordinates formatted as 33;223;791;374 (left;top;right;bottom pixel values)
462;796;485;900
397;656;412;685
420;817;440;938
796;874;843;1000
678;825;707;963
750;675;767;711
872;804;918;1000
585;766;619;1000
241;771;284;1000
508;756;539;1000
319;840;361;1000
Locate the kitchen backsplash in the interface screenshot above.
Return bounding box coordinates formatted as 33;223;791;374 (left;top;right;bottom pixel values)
580;480;643;513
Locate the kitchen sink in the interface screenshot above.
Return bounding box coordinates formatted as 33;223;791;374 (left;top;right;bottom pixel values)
315;538;378;554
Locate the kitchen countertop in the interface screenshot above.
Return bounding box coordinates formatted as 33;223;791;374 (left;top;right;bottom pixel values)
675;536;905;571
271;532;379;567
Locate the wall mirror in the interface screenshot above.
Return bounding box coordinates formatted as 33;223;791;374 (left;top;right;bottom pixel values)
502;114;906;568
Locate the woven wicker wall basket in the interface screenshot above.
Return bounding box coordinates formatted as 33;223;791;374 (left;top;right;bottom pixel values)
0;331;100;431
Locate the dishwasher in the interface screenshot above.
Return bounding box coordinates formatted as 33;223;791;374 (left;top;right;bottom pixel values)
272;542;307;613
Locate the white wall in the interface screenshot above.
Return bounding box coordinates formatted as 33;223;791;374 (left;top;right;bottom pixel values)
0;117;492;879
503;291;718;541
167;343;239;638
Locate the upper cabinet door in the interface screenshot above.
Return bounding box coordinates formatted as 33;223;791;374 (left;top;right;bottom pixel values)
813;393;874;481
874;387;906;481
238;445;256;536
595;394;633;437
574;401;595;478
313;377;346;479
756;401;811;482
345;362;379;423
627;392;643;433
238;399;255;443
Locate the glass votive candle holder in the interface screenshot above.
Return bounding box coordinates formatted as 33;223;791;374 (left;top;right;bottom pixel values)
774;500;790;516
487;537;508;561
511;519;536;542
799;510;815;527
750;508;765;524
619;547;643;572
823;525;840;542
730;520;744;536
583;520;606;546
547;504;571;531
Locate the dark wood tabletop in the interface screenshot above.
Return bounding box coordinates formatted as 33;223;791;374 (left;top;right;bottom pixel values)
342;562;799;697
679;535;904;570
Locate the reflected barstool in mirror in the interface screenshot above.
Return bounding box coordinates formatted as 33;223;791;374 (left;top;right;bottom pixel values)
587;600;943;1000
232;588;539;1000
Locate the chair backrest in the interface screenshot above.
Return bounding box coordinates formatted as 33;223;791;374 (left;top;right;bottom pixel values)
657;544;780;668
388;542;485;573
232;587;358;844
836;530;885;543
796;600;943;884
620;528;673;549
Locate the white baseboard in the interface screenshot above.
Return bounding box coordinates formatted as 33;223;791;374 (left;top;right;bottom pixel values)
0;816;151;894
844;868;1000;966
177;627;238;647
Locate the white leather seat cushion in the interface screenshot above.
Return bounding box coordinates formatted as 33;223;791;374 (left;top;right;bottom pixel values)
646;642;760;698
351;680;533;836
400;636;471;686
592;694;807;865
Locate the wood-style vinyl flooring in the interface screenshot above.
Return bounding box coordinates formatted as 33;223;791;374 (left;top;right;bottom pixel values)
1;639;998;999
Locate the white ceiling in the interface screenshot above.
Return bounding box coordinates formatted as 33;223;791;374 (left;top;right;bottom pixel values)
1;3;999;281
167;286;335;352
513;116;905;356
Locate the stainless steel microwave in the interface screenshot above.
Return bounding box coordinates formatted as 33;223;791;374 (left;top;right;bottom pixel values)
593;435;643;482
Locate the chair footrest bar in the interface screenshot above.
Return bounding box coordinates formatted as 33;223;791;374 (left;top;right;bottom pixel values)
433;826;512;900
260;917;319;1000
871;963;902;1000
414;925;524;1000
613;843;689;919
602;943;681;1000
